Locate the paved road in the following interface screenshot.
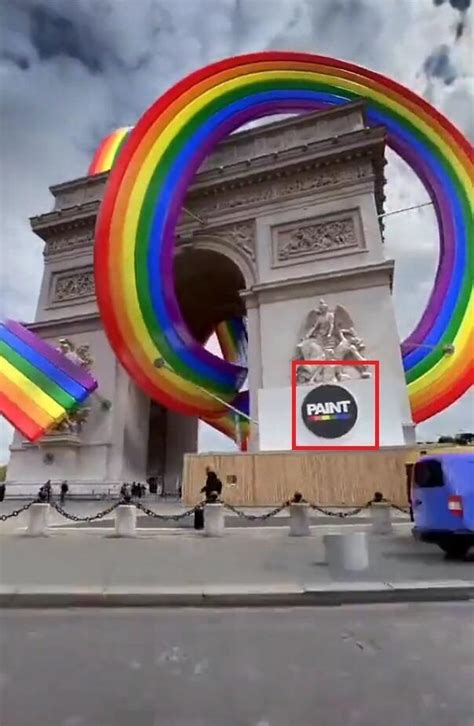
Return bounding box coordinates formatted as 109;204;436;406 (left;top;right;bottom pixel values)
2;525;473;591
0;604;473;726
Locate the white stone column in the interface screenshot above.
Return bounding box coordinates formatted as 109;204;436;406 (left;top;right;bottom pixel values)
324;532;369;574
242;297;262;452
204;504;225;537
115;505;137;537
27;504;50;536
370;502;393;534
288;503;311;536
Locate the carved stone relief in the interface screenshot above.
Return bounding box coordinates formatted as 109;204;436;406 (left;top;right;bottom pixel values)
48;339;94;436
45;228;95;257
191;220;256;261
184;161;371;221
51;267;95;304
271;210;363;267
295;298;371;384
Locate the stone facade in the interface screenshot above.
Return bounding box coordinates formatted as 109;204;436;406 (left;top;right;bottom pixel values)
6;101;414;494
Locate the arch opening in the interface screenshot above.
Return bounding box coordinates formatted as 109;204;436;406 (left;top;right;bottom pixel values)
174;247;247;344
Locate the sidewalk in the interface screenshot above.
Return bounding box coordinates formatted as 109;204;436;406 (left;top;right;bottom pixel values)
0;524;472;607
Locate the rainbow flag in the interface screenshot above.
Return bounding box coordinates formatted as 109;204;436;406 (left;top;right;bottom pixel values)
215;317;248;367
0;321;98;442
88;127;132;175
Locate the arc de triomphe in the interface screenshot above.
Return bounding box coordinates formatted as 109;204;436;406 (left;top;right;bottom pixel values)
6;102;414;495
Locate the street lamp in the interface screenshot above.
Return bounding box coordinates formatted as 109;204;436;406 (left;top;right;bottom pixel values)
153;357;257;426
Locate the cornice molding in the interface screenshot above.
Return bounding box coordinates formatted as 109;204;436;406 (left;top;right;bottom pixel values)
241;259;395;307
27;312;101;336
190;125;385;193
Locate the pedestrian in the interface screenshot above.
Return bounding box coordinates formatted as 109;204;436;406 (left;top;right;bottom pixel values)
120;483;131;502
60;481;69;504
200;466;223;503
38;484;47;502
43;480;52;502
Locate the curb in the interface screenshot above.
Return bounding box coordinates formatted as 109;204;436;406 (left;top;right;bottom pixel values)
1;583;472;609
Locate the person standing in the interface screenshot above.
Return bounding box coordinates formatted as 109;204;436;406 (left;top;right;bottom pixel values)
201;466;223;502
60;481;69;504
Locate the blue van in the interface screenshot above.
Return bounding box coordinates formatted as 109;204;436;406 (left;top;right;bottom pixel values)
411;452;474;559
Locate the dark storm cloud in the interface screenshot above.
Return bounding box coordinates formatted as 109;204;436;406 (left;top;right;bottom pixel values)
29;4;105;73
0;50;30;70
433;0;471;9
433;0;471;38
423;44;458;85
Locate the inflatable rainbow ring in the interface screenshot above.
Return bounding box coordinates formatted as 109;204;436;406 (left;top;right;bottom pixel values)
93;51;473;443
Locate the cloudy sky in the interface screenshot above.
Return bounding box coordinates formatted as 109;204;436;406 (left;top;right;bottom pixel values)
0;0;473;461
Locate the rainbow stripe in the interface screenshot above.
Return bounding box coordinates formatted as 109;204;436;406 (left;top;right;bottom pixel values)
215;317;248;366
88;127;132;176
94;51;473;442
0;321;98;442
211;320;249;449
309;414;352;422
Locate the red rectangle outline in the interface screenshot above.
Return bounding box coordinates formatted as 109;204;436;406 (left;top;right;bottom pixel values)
291;359;380;451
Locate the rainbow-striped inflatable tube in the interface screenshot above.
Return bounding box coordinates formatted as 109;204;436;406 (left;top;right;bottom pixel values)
93;52;473;444
88;127;132;176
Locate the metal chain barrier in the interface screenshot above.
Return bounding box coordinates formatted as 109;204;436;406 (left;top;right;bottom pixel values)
134;501;202;521
223;502;290;521
1;491;411;524
389;503;411;515
50;500;122;522
308;503;367;518
0;500;37;521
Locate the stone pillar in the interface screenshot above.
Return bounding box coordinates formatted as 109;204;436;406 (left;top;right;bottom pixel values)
27;504;50;536
165;411;198;495
288;503;311;536
115;505;137;537
204;504;225;536
242;296;263;452
324;532;369;574
370;502;393;534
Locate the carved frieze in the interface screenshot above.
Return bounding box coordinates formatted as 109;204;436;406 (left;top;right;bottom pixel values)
186;220;257;261
44;228;95;257
271;210;364;268
51;268;95;304
275;216;358;263
184;161;371;220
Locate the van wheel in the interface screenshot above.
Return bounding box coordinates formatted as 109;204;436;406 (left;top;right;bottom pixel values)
438;541;469;560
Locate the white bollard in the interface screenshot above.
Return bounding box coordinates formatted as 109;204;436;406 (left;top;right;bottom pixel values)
204;503;225;537
114;505;137;537
370;502;393;535
27;503;50;536
288;503;311;536
324;532;369;574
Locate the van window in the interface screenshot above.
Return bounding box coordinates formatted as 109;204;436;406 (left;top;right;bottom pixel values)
414;459;445;488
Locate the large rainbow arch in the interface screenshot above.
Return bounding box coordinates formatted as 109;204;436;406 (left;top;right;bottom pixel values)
93;51;473;444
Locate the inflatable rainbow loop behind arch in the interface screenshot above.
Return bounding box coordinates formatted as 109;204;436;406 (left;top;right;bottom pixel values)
92;52;473;445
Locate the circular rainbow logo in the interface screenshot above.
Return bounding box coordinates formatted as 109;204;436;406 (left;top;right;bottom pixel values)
94;51;473;442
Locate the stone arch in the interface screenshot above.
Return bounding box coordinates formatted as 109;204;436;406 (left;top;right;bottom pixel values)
189;233;257;289
174;243;250;344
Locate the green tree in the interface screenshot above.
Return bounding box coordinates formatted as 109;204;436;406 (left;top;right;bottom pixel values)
0;465;7;482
